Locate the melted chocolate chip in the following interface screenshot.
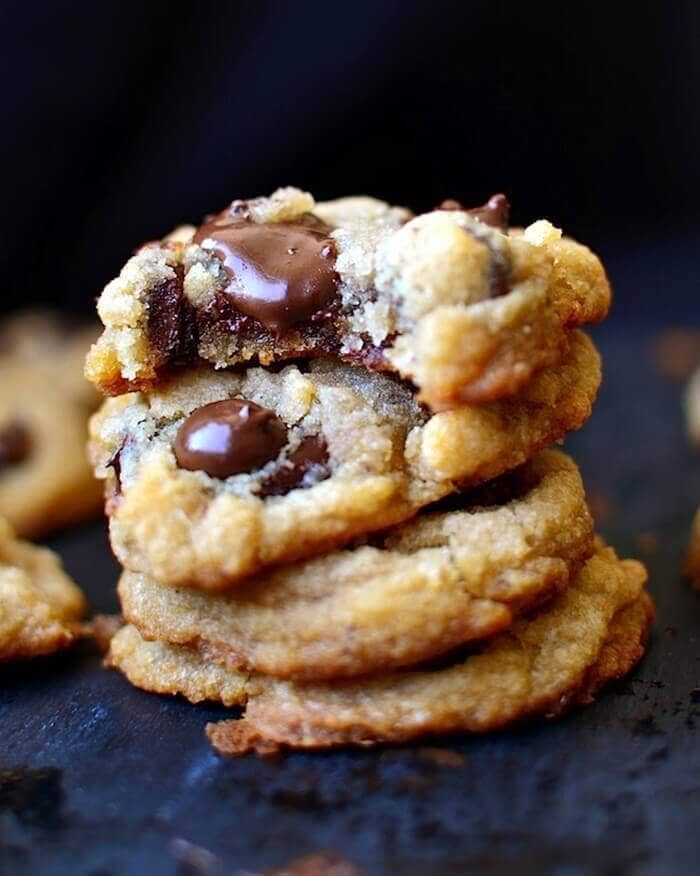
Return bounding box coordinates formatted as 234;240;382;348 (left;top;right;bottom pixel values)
174;399;287;478
489;260;510;298
468;193;510;230
0;421;31;471
146;266;198;367
437;196;510;297
438;194;510;230
259;434;329;497
193;209;338;334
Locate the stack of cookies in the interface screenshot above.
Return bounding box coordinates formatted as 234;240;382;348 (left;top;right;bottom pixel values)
85;188;654;754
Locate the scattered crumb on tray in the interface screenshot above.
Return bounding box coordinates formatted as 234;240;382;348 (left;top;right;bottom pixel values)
651;329;700;380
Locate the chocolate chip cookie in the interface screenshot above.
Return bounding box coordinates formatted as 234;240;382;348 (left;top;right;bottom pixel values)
0;312;102;536
0;517;86;661
106;544;653;753
89;332;600;590
117;451;593;679
85;187;610;410
0;310;99;408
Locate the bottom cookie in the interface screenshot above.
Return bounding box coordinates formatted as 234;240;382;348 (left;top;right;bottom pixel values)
108;544;653;754
0;517;87;661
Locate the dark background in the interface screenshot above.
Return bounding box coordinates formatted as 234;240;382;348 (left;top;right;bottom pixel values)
2;1;699;318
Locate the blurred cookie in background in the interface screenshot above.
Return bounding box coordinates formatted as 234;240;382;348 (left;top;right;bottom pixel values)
684;359;700;586
0;310;102;537
685;362;700;448
0;516;86;661
0;310;100;408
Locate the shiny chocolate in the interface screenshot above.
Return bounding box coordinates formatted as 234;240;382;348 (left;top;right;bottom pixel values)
174;399;287;478
259;435;329;497
438;193;510;230
193;209;338;333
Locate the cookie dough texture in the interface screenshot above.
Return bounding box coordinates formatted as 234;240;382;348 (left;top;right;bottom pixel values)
118;451;594;679
0;518;86;661
0;312;102;537
107;545;652;753
85;187;610;410
90;332;600;591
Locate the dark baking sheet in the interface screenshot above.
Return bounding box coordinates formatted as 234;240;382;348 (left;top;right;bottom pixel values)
2;232;700;876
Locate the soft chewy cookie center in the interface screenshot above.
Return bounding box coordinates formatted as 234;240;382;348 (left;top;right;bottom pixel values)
193;210;338;334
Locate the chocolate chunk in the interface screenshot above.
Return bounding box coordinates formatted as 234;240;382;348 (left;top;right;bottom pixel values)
0;421;31;471
193;209;338;333
437;196;510;296
489;258;510;298
438;194;510;230
174;399;287;478
468;193;510;230
104;440;126;509
146;266;198;367
259;435;329;497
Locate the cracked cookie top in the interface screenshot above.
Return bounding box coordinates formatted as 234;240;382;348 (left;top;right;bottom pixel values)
86;188;610;410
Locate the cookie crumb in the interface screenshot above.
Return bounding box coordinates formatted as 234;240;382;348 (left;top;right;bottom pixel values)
415;747;465;768
261;852;365;876
651;329;700;379
636;531;658;555
90;614;123;653
170;837;222;876
587;489;615;526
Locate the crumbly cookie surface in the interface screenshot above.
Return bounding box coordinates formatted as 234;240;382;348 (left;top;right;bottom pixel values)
90;332;600;590
85;188;610;409
118;451;593;679
107;545;652;753
0;333;102;537
0;517;86;661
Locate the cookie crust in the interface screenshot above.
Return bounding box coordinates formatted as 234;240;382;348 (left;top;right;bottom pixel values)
118;451;593;679
107;545;651;754
0;518;86;661
86;189;610;410
90;332;600;590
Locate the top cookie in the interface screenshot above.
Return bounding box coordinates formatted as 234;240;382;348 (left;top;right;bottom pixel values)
86;188;610;410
